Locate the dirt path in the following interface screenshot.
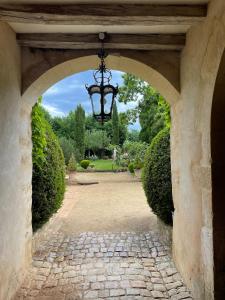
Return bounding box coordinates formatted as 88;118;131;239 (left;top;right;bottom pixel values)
57;172;158;235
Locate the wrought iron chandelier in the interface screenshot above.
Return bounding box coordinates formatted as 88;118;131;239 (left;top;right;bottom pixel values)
86;32;118;124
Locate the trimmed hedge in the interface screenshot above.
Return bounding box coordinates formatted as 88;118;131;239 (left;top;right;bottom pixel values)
142;127;173;225
32;102;65;231
80;160;90;169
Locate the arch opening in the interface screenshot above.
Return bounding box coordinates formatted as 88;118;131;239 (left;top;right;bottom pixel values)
22;54;179;108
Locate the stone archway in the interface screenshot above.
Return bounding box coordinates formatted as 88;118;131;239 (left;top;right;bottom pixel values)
211;49;225;300
21;53;180;108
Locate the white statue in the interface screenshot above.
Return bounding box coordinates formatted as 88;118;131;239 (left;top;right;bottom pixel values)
113;147;117;161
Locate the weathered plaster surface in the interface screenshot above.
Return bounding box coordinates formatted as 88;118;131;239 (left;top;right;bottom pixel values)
0;22;32;300
1;1;225;298
172;0;225;298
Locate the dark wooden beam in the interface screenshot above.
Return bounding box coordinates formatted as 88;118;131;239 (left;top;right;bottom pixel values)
0;4;207;26
16;33;186;50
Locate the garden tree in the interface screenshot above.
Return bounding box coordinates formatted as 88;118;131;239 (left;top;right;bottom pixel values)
59;136;74;165
32;97;65;230
127;130;140;142
119;73;170;144
51;116;70;139
67;153;77;172
112;102;120;145
74;104;85;161
85;130;110;156
104;114;127;146
118;113;128;145
85;115;102;131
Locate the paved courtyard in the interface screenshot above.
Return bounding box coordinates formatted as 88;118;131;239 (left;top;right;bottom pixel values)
14;173;192;300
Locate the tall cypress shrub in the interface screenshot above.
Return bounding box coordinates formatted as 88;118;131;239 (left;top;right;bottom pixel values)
74;105;85;161
32;99;65;231
112;102;119;145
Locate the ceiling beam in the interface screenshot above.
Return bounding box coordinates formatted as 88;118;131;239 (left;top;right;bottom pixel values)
0;4;207;26
16;33;186;51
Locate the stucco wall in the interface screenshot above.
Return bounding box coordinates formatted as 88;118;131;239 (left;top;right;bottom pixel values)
172;0;225;298
0;22;32;300
1;1;225;298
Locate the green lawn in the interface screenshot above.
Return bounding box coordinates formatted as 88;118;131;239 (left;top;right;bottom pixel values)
77;159;121;172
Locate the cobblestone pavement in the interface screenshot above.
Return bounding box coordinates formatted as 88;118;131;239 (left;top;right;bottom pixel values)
15;231;192;300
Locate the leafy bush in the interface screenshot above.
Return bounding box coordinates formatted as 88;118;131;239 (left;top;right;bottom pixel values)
85;130;110;156
59;136;74;165
142;128;173;225
123;141;148;167
134;162;144;170
80;160;90;169
128;163;135;174
32;100;65;231
67;153;77;172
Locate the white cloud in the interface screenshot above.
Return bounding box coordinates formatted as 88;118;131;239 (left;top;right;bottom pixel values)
43;86;61;96
42;103;65;117
117;101;137;112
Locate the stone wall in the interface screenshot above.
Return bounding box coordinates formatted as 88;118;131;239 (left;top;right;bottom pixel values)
172;0;225;298
0;22;32;300
1;1;225;298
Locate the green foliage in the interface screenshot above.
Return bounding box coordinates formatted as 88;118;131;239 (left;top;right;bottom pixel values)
128;163;135;174
59;136;74;165
123;141;148;167
32;97;47;168
112;102;119;145
127;130;140;142
85;130;110;155
32;101;65;231
103;115;127;146
80;160;90;169
67;153;77;172
74;105;86;161
119;73;171;144
85;115;102;131
142;128;173;225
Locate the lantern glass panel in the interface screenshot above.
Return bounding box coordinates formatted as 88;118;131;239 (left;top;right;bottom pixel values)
104;93;113;114
92;93;101;115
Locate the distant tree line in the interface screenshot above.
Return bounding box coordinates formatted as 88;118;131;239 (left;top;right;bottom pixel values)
46;102;128;164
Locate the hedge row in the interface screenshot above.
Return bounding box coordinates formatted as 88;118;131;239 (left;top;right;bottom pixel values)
32;101;65;231
142;127;174;225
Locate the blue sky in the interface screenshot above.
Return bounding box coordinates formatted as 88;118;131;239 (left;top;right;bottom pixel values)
42;70;140;130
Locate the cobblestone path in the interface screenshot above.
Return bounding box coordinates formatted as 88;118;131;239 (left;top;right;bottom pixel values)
15;232;192;300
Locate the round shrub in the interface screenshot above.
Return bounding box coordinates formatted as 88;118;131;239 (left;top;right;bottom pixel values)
142;128;173;225
128;163;135;174
32;101;65;231
80;160;90;169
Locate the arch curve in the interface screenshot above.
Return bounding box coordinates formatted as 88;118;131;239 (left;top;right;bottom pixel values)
22;53;180;107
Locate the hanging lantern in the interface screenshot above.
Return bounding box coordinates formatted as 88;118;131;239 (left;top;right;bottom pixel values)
86;33;118;124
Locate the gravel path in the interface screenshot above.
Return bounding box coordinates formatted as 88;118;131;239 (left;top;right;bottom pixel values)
14;172;192;300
